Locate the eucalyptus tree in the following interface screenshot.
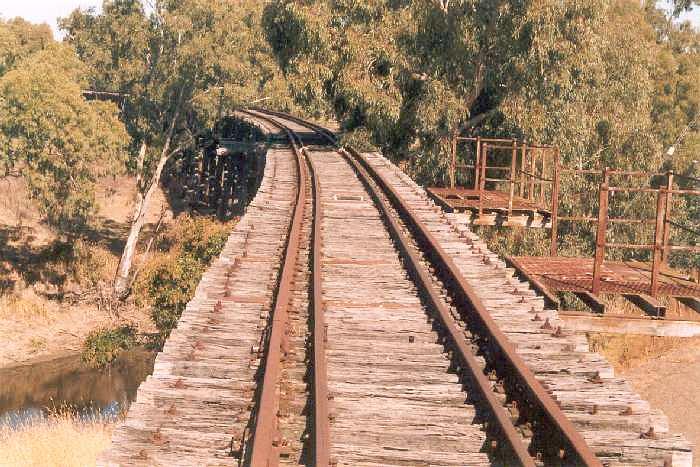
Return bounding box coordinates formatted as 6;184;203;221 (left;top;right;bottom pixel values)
63;0;293;296
0;18;53;78
265;0;697;260
0;44;127;234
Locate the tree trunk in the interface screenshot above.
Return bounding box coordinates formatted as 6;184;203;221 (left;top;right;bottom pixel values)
131;141;148;221
113;86;186;297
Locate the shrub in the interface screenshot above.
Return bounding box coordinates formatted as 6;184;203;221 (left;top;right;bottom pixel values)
133;215;232;344
82;325;138;368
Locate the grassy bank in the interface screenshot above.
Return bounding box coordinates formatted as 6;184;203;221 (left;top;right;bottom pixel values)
0;414;112;467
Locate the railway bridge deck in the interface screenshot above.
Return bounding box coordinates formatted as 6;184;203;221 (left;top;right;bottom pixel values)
98;110;693;467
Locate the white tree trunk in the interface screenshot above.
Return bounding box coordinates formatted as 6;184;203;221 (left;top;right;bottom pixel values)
113;87;185;297
131;141;148;221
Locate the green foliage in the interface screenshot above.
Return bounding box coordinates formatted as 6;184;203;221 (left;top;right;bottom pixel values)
134;216;231;340
0;18;52;77
264;0;699;264
82;325;139;368
0;42;128;234
61;0;297;176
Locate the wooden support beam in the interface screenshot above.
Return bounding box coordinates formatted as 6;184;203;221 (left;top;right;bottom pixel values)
506;256;560;309
623;294;667;317
559;312;700;337
574;292;606;314
676;296;700;314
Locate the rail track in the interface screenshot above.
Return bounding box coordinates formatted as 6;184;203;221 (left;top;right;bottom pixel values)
100;110;692;466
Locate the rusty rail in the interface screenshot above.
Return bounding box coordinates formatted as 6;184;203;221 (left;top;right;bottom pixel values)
342;149;535;465
239;111;308;467
348;147;601;466
241;109;331;466
306;151;331;467
254;108;601;466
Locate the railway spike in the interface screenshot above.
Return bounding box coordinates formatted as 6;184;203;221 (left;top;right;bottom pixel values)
540;317;553;330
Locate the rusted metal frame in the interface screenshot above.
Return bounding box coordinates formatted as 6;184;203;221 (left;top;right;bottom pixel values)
457;136;555;150
550;149;561;257
605;243;655;249
458;136;516;143
668;219;700;237
518;169;553;182
559;168;602;175
558;216;656;224
244;113;308;467
528;149;536;202
668;188;700;195
482;165;514;171
304;152;331;467
562;168;666;177
351;149;602;466
539;149;548;207
605;243;700;252
667;245;700;252
608;186;700;195
592;169;610;295
484;177;511;182
651;189;667;297
342;149;535;466
488;144;522;151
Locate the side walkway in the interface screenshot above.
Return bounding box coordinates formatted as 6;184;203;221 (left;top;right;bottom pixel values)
98;142;297;466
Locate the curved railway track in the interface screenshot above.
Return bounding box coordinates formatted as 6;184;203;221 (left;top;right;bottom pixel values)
100;110;692;467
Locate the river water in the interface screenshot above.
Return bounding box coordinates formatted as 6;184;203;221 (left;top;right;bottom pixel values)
0;349;156;428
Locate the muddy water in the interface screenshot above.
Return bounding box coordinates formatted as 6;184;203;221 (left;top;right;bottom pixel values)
0;349;155;427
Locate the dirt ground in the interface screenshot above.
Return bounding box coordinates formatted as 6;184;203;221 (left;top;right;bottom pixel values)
0;175;166;369
621;341;700;466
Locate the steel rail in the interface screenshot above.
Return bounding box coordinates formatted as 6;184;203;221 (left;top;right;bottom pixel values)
258;108;535;464
248;108;602;465
239;110;309;467
340;149;535;466
305;149;331;467
347;147;601;467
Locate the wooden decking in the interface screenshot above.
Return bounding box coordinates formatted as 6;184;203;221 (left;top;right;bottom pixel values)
427;187;552;227
98;144;298;466
96;112;694;467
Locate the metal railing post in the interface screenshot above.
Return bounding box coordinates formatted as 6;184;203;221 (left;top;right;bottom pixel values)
550;148;561;257
651;188;667;298
508;140;517;219
478;144;488;220
592;168;610;294
519;144;527;198
661;171;674;264
450;133;456;189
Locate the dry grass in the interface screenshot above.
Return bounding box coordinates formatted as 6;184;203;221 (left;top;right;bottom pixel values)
0;414;113;467
0;291;52;321
588;332;700;372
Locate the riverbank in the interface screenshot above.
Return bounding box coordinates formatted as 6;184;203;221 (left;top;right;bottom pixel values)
0;175;163;369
